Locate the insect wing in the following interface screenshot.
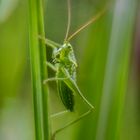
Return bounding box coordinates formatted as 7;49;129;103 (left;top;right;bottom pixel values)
57;80;74;112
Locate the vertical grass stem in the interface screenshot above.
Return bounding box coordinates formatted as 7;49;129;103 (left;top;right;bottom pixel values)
28;0;50;140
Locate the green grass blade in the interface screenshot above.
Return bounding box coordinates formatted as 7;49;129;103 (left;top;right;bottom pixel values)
28;0;50;140
96;1;137;140
74;0;138;140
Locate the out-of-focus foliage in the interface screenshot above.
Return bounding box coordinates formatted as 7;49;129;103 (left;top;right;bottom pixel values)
0;0;19;23
0;0;140;140
0;0;34;140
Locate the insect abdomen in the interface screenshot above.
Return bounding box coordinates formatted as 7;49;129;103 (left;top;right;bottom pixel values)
57;80;74;112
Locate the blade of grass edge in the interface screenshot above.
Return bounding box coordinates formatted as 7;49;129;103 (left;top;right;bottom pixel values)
28;0;50;140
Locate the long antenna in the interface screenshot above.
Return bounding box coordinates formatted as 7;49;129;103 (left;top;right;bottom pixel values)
67;4;109;42
64;0;71;42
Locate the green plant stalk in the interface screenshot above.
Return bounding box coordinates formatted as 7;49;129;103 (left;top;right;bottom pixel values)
74;0;138;140
28;0;50;140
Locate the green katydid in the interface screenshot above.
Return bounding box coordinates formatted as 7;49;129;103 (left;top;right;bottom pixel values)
40;0;108;139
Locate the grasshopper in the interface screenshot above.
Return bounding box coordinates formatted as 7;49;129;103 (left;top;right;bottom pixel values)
40;0;108;139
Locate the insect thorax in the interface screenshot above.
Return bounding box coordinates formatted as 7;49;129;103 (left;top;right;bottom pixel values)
53;43;77;80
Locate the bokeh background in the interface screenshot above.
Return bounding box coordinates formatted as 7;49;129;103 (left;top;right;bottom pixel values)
0;0;140;140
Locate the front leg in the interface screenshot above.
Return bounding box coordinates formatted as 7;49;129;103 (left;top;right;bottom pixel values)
43;77;69;84
46;61;56;72
38;35;61;49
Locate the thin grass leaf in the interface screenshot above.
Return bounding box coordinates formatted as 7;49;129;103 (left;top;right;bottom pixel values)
28;0;50;140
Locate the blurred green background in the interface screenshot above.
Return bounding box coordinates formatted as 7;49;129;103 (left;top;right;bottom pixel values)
0;0;140;140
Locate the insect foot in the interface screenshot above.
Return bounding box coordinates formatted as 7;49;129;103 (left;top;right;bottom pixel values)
51;132;56;140
38;35;45;41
